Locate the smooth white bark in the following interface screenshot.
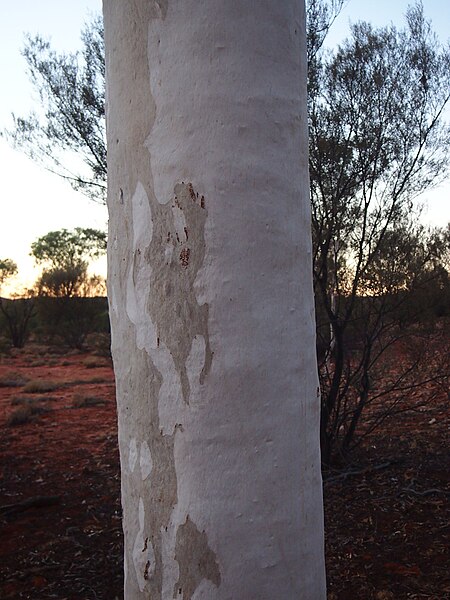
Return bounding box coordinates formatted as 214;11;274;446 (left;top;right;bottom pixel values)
104;1;326;598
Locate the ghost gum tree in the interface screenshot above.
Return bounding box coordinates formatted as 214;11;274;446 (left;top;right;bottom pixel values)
103;1;325;598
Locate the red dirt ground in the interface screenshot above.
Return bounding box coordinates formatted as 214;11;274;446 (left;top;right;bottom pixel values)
0;345;122;599
0;339;448;599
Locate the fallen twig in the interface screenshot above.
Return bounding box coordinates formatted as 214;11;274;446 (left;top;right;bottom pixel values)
323;461;394;484
0;495;61;516
400;487;449;497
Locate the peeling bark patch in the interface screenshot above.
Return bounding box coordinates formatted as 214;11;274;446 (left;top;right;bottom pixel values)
140;441;153;480
148;0;168;20
124;350;178;599
174;515;221;599
129;438;138;473
133;497;156;591
145;355;178;598
106;3;182;597
132;0;168;22
147;182;213;403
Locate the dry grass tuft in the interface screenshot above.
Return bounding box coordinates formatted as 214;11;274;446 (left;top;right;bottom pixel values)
83;356;108;369
66;376;109;386
29;359;47;367
6;403;52;426
72;393;107;408
10;395;55;406
0;372;29;388
23;380;59;394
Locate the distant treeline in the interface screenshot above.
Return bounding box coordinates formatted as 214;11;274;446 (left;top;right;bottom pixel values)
0;296;109;352
1;278;448;357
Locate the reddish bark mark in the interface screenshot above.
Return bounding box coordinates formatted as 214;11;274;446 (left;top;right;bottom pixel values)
188;183;196;202
180;248;191;268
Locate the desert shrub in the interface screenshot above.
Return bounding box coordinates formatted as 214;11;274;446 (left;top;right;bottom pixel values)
23;380;58;393
88;376;109;384
35;296;109;350
83;356;108;369
0;372;29;387
6;403;51;426
67;376;110;386
6;405;34;425
72;393;106;408
29;359;48;367
86;332;111;358
0;297;36;348
10;395;54;406
10;396;31;406
0;336;11;356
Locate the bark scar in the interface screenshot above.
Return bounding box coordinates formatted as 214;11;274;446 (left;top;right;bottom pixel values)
147;182;212;403
174;515;221;599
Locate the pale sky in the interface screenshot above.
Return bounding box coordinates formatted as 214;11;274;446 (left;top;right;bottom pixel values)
0;0;449;296
0;0;104;296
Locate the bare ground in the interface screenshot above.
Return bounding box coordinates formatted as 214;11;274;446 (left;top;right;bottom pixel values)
0;339;448;599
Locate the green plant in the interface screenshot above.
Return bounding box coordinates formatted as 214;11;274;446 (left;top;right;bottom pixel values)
0;258;17;285
31;228;106;302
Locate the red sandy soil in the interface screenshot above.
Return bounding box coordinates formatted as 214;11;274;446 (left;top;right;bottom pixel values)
0;338;448;599
0;344;122;599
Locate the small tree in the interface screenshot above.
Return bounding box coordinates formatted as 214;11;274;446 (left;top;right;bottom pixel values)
0;260;35;349
0;295;36;350
31;227;106;297
0;259;18;287
307;1;450;463
31;228;106;348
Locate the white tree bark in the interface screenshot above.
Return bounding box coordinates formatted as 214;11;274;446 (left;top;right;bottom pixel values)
103;1;326;598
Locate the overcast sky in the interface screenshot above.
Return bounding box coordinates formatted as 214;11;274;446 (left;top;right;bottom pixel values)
0;0;449;295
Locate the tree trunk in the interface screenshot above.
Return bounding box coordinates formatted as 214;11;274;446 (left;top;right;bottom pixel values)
103;1;326;598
